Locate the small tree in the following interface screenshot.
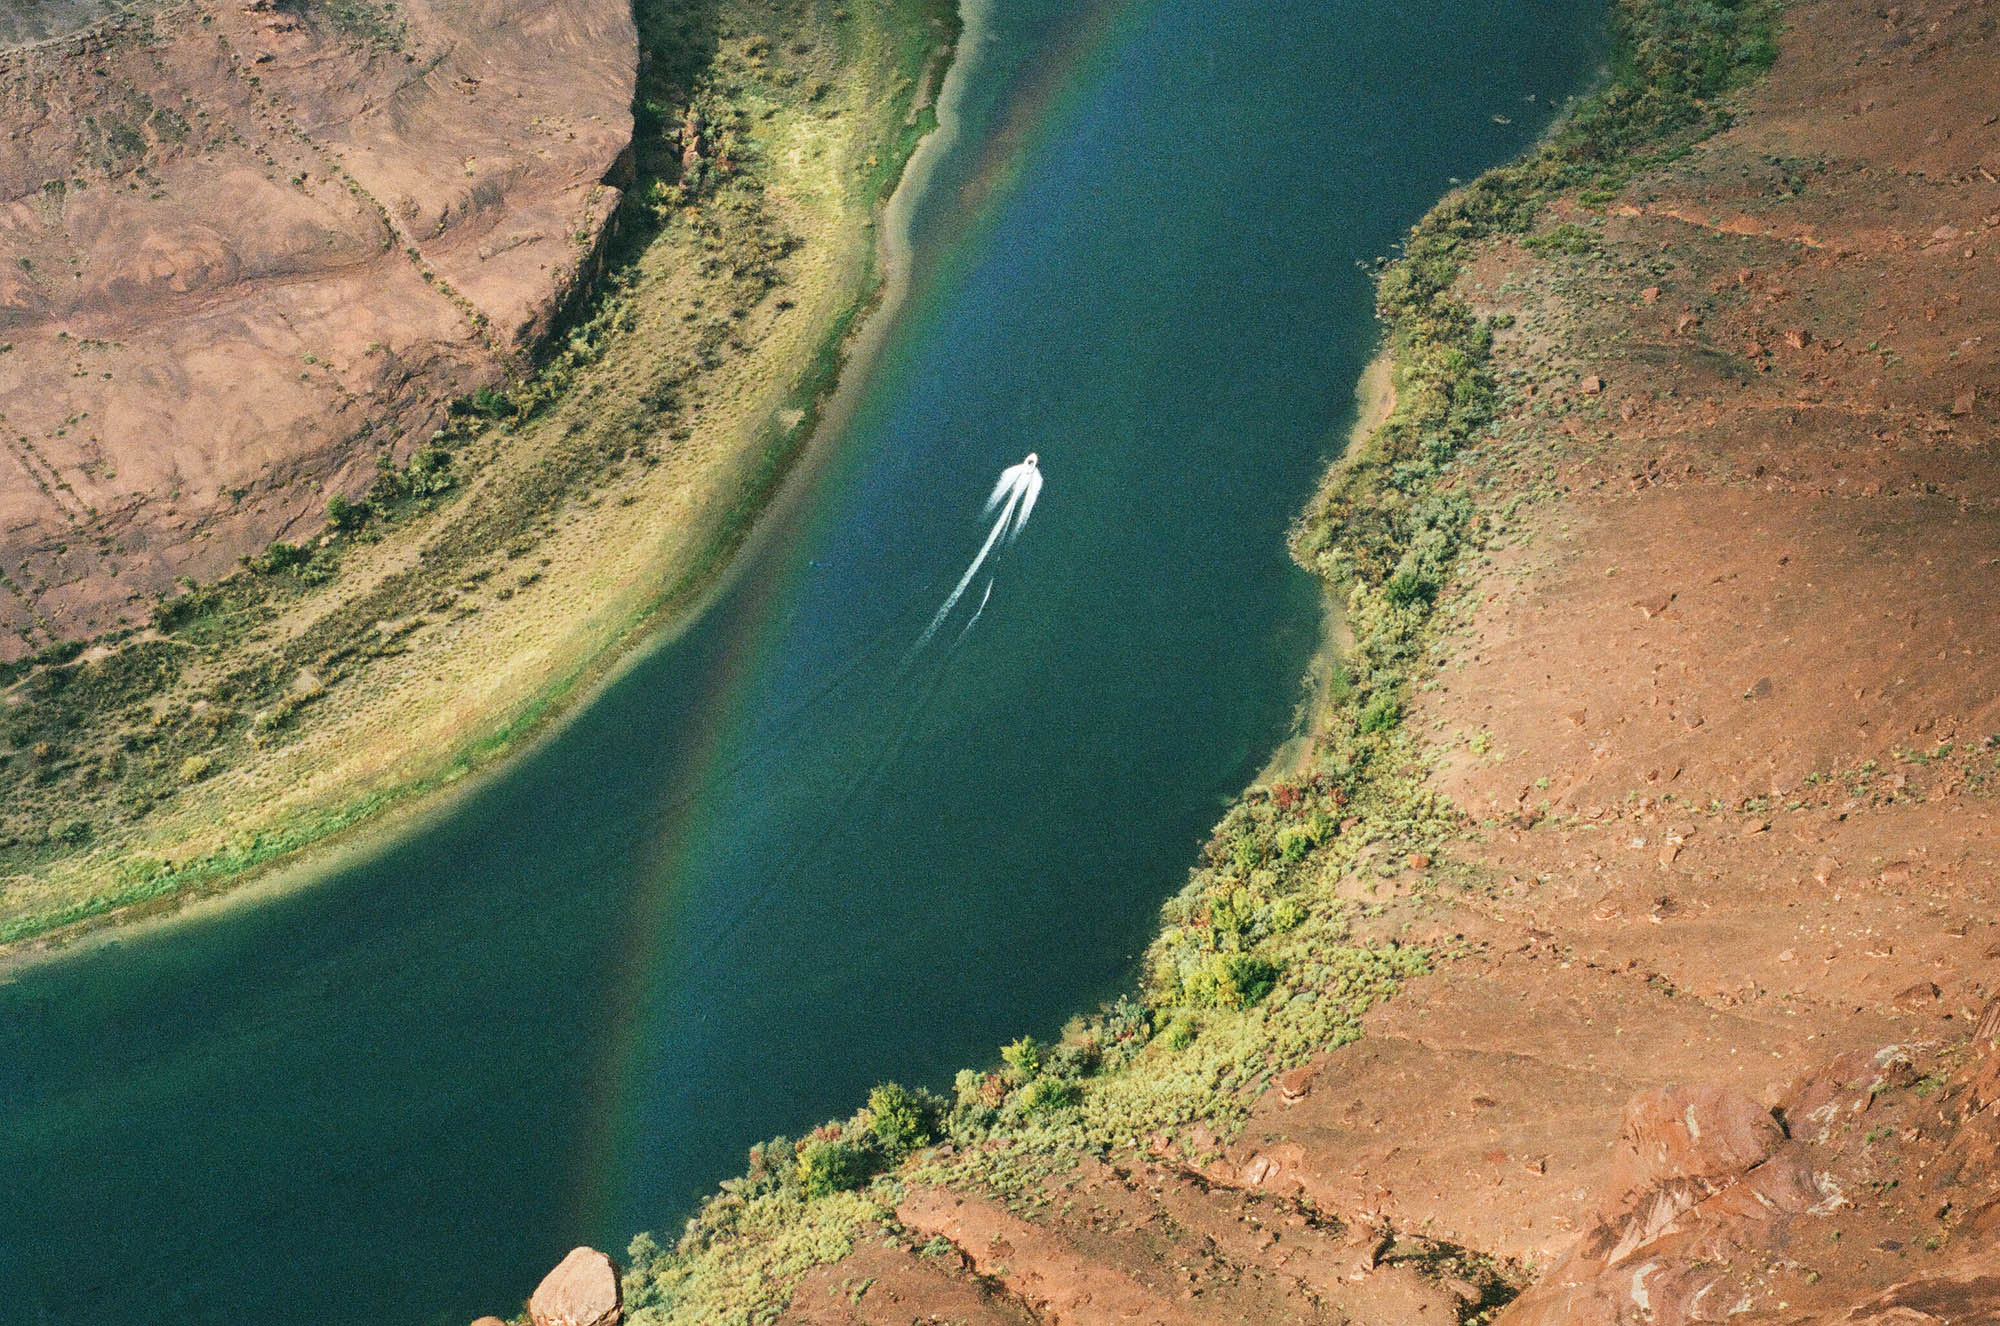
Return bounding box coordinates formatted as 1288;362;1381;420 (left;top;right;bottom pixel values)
253;541;308;575
866;1083;936;1158
1000;1035;1042;1081
796;1139;865;1199
1020;1077;1079;1115
326;492;368;533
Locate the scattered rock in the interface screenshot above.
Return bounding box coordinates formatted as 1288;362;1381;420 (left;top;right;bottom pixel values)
1581;374;1605;394
1893;980;1941;1011
529;1247;621;1326
1335;1222;1390;1278
1496;1085;1802;1325
1973;997;2000;1047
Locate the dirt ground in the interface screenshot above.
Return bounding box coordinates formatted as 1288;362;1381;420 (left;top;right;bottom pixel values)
779;3;2000;1321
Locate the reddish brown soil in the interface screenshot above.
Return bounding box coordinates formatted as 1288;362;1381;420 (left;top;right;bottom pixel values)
783;3;2000;1322
0;0;634;653
786;1232;1036;1326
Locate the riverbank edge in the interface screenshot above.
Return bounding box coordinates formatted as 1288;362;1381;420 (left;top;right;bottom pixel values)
611;3;1789;1321
0;0;967;967
1253;348;1396;788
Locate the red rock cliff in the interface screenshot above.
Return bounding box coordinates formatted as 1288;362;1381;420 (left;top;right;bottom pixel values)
0;0;637;653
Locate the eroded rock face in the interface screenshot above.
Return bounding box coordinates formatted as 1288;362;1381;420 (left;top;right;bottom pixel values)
1497;1020;2000;1326
0;0;636;652
528;1246;621;1326
1498;1086;1820;1326
1838;1246;2000;1324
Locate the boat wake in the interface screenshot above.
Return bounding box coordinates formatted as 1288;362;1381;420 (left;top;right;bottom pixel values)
913;453;1043;651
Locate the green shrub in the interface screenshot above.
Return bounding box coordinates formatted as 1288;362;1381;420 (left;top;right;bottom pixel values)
1523;221;1598;255
1357;692;1402;734
1182;953;1280;1009
253;541;309;575
1019;1076;1079;1115
468;385;516;419
113;856;171;886
294;547;342;586
1000;1035;1042;1081
795;1140;865;1199
1275;826;1314;864
370;445;455;505
326;493;369;533
865;1082;936;1157
1208;884;1255;937
738;1135;800;1199
1229;832;1265;872
151;584;223;635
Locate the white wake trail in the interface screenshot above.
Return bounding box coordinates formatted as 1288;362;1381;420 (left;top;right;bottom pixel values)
916;484;1021;650
1008;468;1042;541
955;578;994;643
914;455;1043;653
984;459;1036;517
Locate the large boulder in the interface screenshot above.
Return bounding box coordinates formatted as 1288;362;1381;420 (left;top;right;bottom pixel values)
1611;1084;1784;1194
529;1247;621;1326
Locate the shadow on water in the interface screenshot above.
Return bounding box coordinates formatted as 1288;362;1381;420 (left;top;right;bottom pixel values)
0;2;1607;1323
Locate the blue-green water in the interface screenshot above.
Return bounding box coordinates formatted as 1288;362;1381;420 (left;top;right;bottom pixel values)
0;3;1603;1321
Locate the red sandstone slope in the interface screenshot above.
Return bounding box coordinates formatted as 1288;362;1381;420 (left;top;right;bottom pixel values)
0;0;635;652
779;3;2000;1322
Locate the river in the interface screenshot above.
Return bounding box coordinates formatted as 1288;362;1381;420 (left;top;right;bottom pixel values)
0;1;1603;1320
